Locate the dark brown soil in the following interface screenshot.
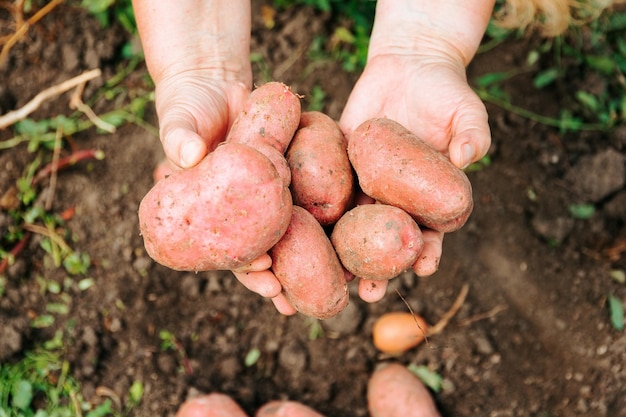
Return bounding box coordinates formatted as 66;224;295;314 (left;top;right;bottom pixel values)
1;2;626;417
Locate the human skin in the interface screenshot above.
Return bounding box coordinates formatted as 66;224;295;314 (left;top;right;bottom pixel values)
132;0;494;309
339;0;495;301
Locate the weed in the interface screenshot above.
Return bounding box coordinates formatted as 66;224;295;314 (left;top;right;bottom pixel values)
475;6;626;133
159;330;193;375
608;294;624;331
272;0;376;71
0;336;115;417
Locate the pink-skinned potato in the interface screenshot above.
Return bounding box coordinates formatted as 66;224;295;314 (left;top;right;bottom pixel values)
138;142;292;271
368;363;440;417
348;118;473;233
331;204;423;280
287;111;355;225
175;393;247;417
269;206;349;319
226;81;301;154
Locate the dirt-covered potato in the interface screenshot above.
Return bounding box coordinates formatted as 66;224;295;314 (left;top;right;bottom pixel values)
331;204;423;280
226;81;302;154
348;118;473;233
287;111;355;225
269;206;349;319
138;142;292;271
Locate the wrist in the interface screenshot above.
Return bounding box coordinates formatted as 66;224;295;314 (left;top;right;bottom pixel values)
368;0;495;67
133;0;252;85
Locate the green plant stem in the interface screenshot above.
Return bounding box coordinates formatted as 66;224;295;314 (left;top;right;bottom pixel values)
476;88;610;131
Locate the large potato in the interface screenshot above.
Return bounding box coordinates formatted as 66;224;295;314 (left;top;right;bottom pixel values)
226;81;301;154
138;142;292;271
287;111;355;225
269;206;349;319
348;118;473;233
331;204;423;280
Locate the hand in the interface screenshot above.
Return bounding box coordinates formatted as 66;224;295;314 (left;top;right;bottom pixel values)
340;53;491;302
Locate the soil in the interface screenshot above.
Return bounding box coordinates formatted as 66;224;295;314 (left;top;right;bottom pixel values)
2;2;626;417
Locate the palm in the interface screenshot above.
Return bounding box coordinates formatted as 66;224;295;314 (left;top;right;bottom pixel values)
340;54;489;163
155;71;252;167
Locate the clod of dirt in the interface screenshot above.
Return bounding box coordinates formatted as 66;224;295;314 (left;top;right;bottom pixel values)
321;301;364;337
604;190;626;221
531;211;576;244
0;316;28;361
565;148;626;202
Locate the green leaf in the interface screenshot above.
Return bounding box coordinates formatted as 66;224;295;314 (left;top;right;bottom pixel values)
31;314;55;328
63;252;91;275
129;380;144;404
475;72;512;88
46;303;69;315
533;68;560;89
407;364;444;393
610;270;626;284
15;118;51;137
11;380;33;410
575;91;599;112
78;278;95;291
85;399;113;417
568;203;595;219
585;55;615;75
81;0;114;14
244;348;261;367
608;294;624;331
333;26;355;44
99;111;127;128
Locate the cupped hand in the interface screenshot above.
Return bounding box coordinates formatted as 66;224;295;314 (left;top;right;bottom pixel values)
153;70;297;315
154;72;252;169
339;53;491;302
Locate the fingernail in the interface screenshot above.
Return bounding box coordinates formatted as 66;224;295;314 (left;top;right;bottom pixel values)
460;143;475;169
180;140;204;168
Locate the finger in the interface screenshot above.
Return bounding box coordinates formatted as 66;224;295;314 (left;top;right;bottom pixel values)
232;270;282;298
162;126;210;169
358;278;388;303
232;253;273;273
175;393;247;417
448;92;491;169
155;80;230;169
271;293;298;316
413;229;444;277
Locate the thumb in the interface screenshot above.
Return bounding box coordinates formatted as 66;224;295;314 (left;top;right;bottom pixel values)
448;92;491;169
155;78;231;169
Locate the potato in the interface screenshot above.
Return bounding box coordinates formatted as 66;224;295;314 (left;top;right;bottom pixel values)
138;142;292;271
371;311;430;354
175;393;247;417
243;140;292;187
287;111;355;225
227;81;301;154
367;363;440;417
269;206;349;319
331;204;423;280
256;401;325;417
348;118;473;233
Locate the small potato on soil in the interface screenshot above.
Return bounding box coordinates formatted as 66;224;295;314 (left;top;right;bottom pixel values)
348;118;473;233
331;204;424;280
371;311;430;354
286;111;354;225
269;206;349;319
